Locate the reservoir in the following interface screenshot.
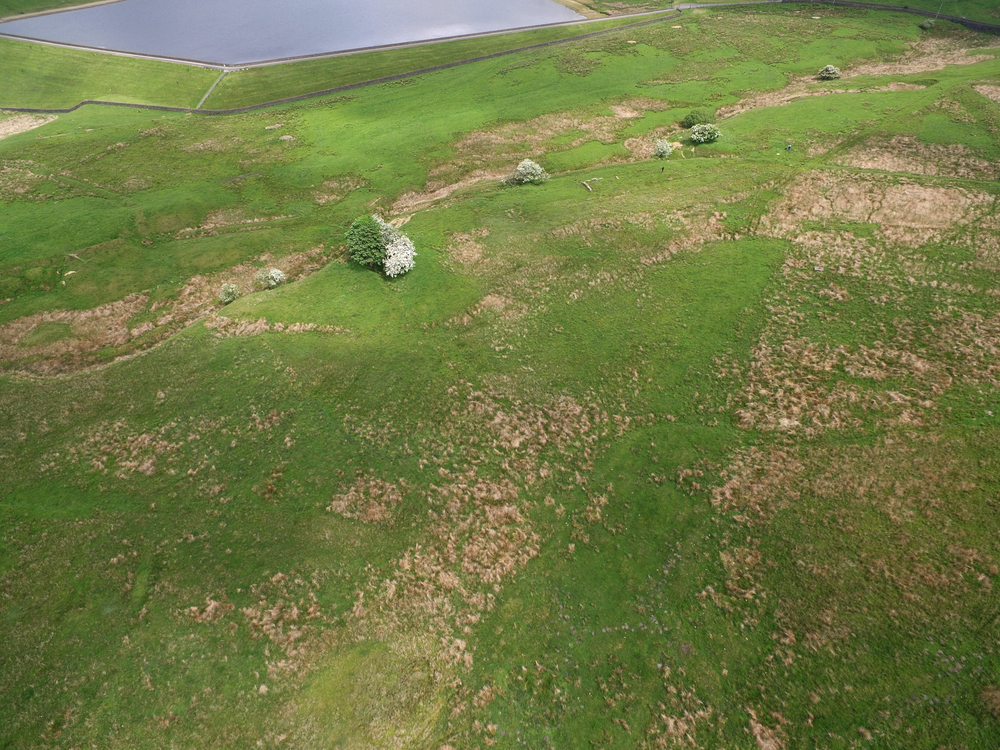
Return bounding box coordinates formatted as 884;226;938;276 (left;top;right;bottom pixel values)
0;0;584;66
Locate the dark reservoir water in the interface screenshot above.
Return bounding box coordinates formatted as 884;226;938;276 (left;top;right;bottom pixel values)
0;0;583;65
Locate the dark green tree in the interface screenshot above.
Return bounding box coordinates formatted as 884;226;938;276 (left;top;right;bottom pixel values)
681;108;716;128
346;215;386;268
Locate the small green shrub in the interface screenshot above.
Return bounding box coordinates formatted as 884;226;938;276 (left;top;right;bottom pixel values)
346;215;387;268
690;123;721;144
919;19;936;30
653;140;673;159
681;109;715;128
818;65;842;80
219;283;240;304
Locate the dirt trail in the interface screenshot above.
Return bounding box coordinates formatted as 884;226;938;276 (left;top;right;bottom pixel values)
392;170;507;214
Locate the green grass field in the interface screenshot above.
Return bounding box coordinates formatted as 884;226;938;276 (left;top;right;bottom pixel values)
2;5;1000;748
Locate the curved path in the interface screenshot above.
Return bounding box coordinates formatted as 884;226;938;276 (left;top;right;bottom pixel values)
1;0;998;116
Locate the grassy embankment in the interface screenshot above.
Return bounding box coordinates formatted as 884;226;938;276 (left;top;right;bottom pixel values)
203;13;679;110
0;0;97;18
0;14;673;110
2;6;1000;748
5;0;1000;29
0;38;219;109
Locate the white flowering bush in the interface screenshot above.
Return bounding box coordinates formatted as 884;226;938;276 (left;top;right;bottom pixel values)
653;139;673;158
254;267;286;289
818;64;842;80
384;236;417;278
374;214;402;247
690;123;721;144
509;159;549;185
219;283;240;304
351;215;417;277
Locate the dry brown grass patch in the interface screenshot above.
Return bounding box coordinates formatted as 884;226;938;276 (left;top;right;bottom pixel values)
609;104;644;119
719;80;927;120
642;684;717;749
708;433;998;642
327;475;405;524
182;136;242;153
0;246;333;373
624;127;683;159
973;84;1000;104
175;209;291;237
0;292;149;373
392;170;506;214
762;171;991;247
448;293;528;326
313;174;367;205
849;35;995;77
982;686;1000;718
240;571;331;678
186;597;235;623
835;135;997;180
0;162;47;200
431;101;667;189
747;709;786;750
0;113;56;141
445;228;489;267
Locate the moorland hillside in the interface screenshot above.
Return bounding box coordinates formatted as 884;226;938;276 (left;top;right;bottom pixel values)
2;6;1000;748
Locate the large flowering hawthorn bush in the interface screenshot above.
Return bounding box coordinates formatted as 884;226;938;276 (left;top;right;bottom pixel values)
348;215;417;277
